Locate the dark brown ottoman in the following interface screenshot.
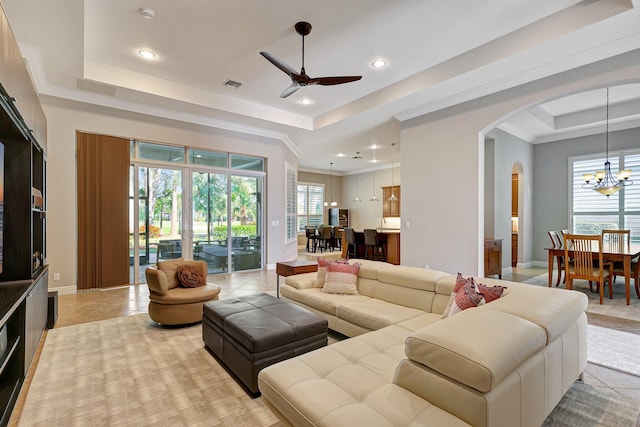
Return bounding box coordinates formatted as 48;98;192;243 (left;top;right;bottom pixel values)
202;293;328;396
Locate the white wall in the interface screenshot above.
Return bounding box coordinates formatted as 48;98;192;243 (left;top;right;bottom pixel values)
400;50;640;275
44;98;298;292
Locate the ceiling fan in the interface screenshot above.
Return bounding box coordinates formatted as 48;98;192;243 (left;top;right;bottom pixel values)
260;21;362;98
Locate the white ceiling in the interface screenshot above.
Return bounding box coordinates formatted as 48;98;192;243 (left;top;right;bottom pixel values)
2;0;640;174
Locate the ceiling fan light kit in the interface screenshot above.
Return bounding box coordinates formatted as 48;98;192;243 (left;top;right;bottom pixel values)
260;21;363;98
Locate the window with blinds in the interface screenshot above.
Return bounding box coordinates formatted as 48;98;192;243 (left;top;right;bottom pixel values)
570;150;640;241
297;183;324;232
286;162;297;243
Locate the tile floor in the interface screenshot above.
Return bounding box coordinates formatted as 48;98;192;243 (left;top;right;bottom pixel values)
10;262;640;425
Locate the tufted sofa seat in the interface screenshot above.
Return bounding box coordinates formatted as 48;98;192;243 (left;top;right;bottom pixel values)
258;260;588;427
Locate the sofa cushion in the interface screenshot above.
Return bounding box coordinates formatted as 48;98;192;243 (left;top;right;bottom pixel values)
377;265;449;292
281;285;371;316
156;257;185;289
323;262;360;295
337;299;424;331
148;283;221;305
405;308;546;393
351;259;392;280
478;279;588;343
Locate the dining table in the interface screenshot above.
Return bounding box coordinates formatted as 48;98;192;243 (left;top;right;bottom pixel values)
546;241;640;305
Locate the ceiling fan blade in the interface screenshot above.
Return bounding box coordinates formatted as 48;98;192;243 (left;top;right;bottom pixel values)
280;83;301;98
260;51;299;77
309;76;362;86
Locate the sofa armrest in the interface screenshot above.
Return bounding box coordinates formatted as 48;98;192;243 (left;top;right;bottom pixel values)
402;308;546;393
285;272;317;290
145;266;169;295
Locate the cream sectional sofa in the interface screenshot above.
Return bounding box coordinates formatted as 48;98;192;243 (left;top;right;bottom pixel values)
258;260;588;427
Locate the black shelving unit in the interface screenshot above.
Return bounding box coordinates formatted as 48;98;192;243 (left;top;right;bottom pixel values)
0;5;49;424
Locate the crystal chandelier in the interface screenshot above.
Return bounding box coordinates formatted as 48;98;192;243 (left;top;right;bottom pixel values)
389;143;397;201
582;87;633;197
324;162;337;207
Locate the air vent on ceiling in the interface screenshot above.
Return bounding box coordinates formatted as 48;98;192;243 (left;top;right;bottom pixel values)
223;79;242;89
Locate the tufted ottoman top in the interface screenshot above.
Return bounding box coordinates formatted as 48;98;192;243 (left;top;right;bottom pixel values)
203;293;327;353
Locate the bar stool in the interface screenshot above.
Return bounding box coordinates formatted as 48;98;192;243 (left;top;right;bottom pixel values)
363;229;385;261
305;227;318;252
344;228;357;258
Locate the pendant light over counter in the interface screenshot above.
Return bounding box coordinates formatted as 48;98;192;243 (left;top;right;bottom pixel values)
324;162;337;207
389;142;397;201
369;146;379;202
353;152;362;202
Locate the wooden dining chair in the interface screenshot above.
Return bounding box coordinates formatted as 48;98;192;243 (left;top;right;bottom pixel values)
547;230;566;286
602;229;631;285
563;234;613;304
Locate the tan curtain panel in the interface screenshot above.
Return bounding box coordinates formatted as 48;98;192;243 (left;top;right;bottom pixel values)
77;132;129;289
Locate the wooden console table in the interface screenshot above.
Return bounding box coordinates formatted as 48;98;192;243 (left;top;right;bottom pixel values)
275;259;318;297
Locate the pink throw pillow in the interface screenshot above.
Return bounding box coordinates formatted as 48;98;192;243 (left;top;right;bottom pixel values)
447;280;485;317
442;273;474;319
322;262;361;295
477;283;507;302
316;258;349;287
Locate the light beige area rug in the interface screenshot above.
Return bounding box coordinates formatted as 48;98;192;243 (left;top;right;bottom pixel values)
19;313;640;426
19;314;279;427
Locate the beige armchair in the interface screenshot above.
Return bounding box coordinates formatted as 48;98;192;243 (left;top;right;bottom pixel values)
145;258;221;325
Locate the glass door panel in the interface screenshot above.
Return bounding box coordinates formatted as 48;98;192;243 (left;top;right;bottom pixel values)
192;171;229;273
231;175;262;271
149;168;183;262
131;165;182;283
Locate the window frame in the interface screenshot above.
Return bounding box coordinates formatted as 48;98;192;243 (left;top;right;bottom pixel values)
569;148;640;241
296;182;325;234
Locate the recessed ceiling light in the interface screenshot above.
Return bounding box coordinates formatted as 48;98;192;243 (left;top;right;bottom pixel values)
139;8;155;19
370;144;380;149
336;153;346;157
138;49;156;60
298;97;313;105
371;58;387;69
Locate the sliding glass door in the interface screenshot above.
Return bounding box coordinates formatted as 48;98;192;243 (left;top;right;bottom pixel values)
129;142;265;283
192;172;229;273
191;172;263;273
230;175;263;271
130;165;182;284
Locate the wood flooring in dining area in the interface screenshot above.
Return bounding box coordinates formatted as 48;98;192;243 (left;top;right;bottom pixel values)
9;263;640;426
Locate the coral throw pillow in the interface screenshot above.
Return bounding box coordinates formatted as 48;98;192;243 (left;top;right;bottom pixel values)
322;262;361;295
446;280;485;317
477;283;507;302
316;258;349;287
176;264;206;288
442;273;474;319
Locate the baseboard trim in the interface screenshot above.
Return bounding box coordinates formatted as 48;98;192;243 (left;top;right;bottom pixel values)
49;285;77;295
529;260;547;268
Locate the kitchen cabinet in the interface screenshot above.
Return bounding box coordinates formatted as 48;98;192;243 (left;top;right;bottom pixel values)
380;232;400;265
382;186;400;217
484;239;502;279
511;234;518;267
